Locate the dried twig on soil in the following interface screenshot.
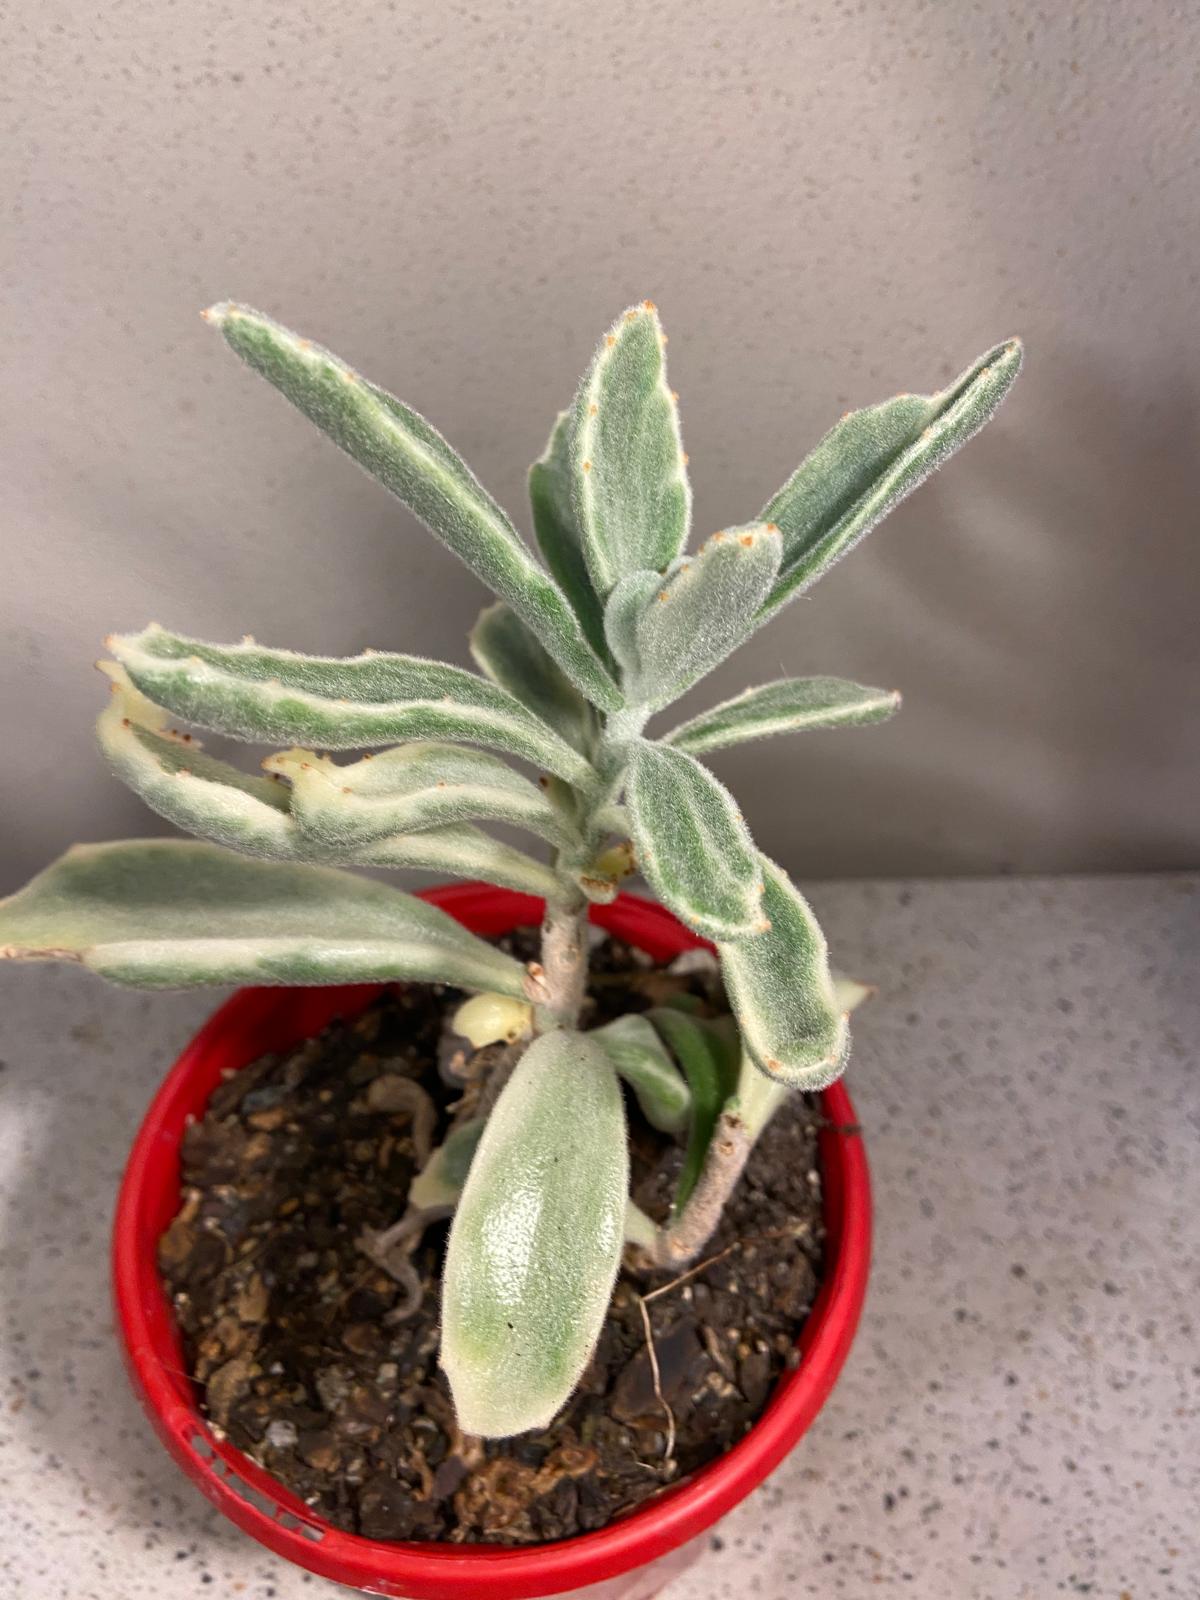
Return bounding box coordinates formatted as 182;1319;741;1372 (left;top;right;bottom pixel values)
635;1294;676;1465
642;1241;741;1304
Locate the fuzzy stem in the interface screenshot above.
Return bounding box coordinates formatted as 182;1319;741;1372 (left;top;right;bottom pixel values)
641;1108;754;1268
524;706;648;1029
526;891;589;1028
640;1055;789;1269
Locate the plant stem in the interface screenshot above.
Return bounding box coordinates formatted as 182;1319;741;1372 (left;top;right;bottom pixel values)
525;707;648;1030
639;1056;789;1269
527;891;589;1029
640;1108;754;1268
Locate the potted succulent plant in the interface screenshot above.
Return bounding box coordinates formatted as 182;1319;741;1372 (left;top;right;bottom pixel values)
0;300;1020;1597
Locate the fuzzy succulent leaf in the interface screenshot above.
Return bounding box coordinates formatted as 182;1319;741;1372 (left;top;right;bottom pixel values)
98;667;564;900
108;625;596;788
608;524;782;709
761;338;1023;613
601;569;665;686
206;303;621;711
590;1013;691;1134
717;855;849;1089
98;670;300;859
665;676;902;755
624;741;765;941
646;1008;734;1211
528;410;608;658
441;1030;628;1437
731;974;875;1137
571;303;690;595
352;824;566;904
263;742;571;849
469;601;597;758
0;840;528;994
409;1118;486;1212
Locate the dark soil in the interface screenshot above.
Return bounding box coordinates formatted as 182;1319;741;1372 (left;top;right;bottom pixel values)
159;932;826;1545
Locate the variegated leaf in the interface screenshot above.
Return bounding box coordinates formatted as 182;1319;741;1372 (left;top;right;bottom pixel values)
665;676;901;754
572;302;690;595
731;972;876;1136
97;670;564;900
207;303;621;710
107;625;596;788
624;740;765;941
718;855;848;1089
761;339;1023;613
0;840;528;994
441;1030;627;1436
263;742;570;848
602;569;664;686
354;825;565;904
469;601;598;757
590;1013;690;1134
608;524;782;708
409;1118;486;1211
528;410;608;658
98;667;299;859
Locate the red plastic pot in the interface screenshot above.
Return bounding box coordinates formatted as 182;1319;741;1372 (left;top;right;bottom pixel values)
113;884;871;1599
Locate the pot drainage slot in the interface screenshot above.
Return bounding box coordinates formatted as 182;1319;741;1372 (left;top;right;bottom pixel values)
188;1429;326;1541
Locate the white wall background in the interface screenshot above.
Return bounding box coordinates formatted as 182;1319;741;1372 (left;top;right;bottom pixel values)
2;0;1198;891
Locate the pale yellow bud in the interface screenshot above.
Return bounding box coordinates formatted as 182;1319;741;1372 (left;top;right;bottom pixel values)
452;992;533;1048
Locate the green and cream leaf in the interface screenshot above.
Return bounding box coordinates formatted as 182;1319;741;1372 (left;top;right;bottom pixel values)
0;840;528;995
263;742;571;849
761;339;1023;612
717;855;849;1089
409;1119;487;1212
729;974;874;1138
624;741;765;942
469;601;598;757
440;1030;628;1436
207;303;621;710
590;1013;691;1134
665;676;902;754
610;524;782;708
352;824;566;904
108;625;596;788
97;669;564;900
528;410;608;658
602;569;665;687
571;303;690;595
98;668;299;860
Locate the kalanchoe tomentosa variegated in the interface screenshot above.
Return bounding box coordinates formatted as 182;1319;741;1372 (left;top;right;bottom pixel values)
0;300;1021;1437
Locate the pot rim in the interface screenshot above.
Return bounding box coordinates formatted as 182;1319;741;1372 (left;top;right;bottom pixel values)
112;883;871;1599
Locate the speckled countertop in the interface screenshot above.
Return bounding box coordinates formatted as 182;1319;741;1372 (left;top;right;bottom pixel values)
1;875;1196;1599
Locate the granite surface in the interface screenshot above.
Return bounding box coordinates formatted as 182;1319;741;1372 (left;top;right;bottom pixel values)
1;874;1196;1599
